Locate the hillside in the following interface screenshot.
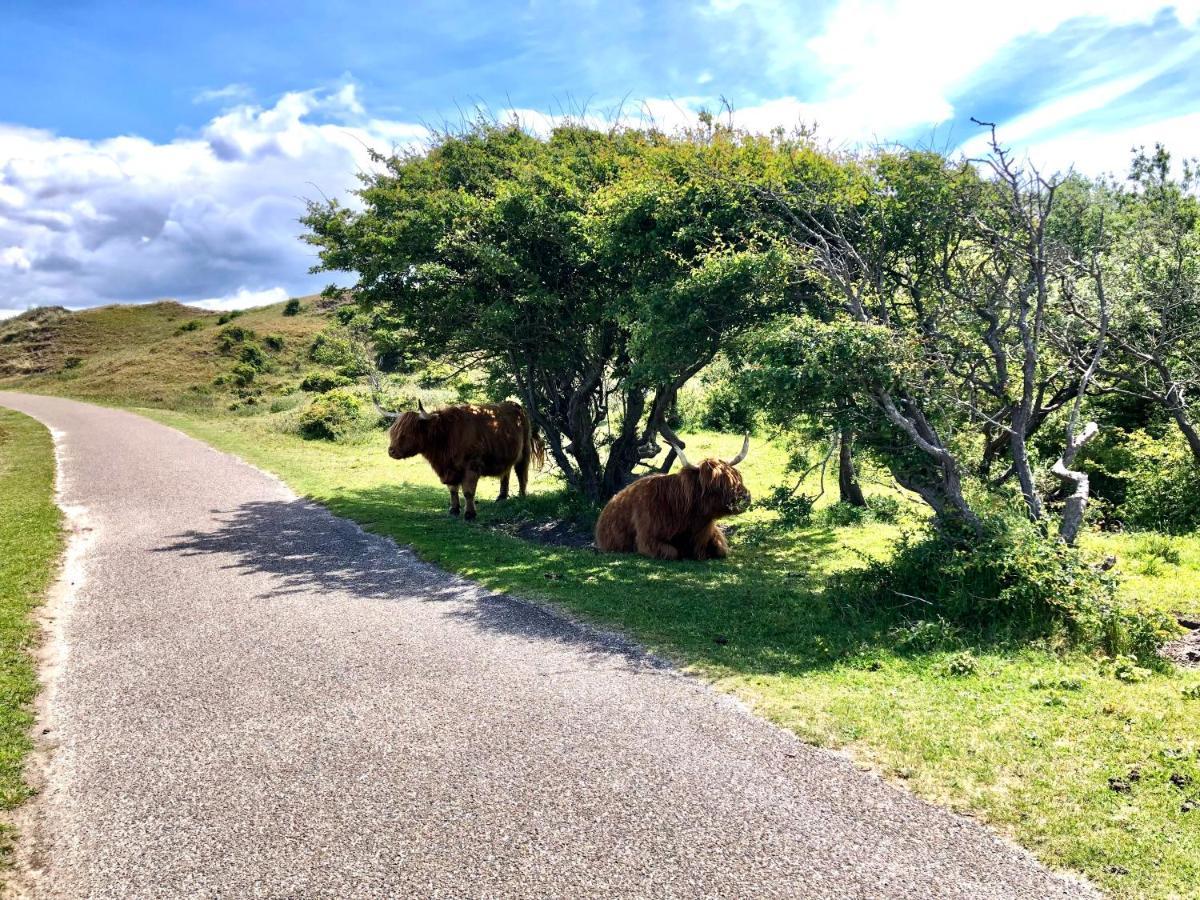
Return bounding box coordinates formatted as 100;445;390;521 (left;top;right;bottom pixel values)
0;297;333;410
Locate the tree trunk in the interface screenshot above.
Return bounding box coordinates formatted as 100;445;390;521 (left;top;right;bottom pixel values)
838;428;867;507
1053;422;1099;545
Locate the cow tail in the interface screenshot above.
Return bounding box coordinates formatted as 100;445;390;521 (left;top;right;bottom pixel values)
526;413;546;471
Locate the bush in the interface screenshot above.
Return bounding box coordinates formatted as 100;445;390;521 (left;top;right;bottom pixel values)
238;342;268;370
176;319;204;334
282;298;302;316
263;334;285;352
297;388;364;441
832;516;1176;659
216;325;257;353
300;370;354;393
1086;429;1200;533
61;356;83;370
308;331;368;377
230;363;258;387
217;310;243;325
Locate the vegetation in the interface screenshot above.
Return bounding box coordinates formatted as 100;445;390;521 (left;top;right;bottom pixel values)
0;409;61;861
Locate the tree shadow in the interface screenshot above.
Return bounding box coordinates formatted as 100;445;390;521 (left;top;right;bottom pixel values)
153;497;672;672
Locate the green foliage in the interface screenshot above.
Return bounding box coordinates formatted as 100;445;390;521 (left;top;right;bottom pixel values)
300;370;354;393
230;363;258;387
297;388;364;441
263;334;285;352
61;356;82;370
238;342;268;371
215;325;257;353
303;120;809;499
216;310;243;325
308;331;367;377
175;319;204;334
833;517;1174;658
1117;431;1200;534
282;298;302;316
940;652;979;677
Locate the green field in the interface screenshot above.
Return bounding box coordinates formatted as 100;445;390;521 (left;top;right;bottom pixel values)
0;409;61;862
4;300;1200;896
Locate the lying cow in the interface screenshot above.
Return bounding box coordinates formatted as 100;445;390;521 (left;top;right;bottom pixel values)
384;400;544;520
594;436;751;560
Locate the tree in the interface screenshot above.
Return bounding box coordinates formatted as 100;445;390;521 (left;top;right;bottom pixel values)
746;134;1110;542
304;120;802;501
1088;146;1200;464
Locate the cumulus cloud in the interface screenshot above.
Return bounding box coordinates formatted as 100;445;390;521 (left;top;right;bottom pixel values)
0;85;428;316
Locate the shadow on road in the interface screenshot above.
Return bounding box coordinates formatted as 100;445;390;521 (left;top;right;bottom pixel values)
153;498;666;669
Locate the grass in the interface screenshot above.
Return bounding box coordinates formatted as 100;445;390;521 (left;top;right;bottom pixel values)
0;409;61;861
137;406;1200;899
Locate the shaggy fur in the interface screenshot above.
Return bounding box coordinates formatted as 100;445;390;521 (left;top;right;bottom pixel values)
594;459;751;560
388;401;544;520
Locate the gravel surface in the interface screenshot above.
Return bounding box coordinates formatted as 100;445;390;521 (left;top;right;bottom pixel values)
0;392;1097;899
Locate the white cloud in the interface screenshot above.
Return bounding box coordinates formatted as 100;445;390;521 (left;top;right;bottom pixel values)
193;83;254;105
192;286;290;311
704;0;1200;144
0;85;427;316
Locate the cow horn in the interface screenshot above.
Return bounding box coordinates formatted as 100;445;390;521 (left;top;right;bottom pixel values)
726;434;750;466
417;399;430;421
665;436;694;469
373;400;400;421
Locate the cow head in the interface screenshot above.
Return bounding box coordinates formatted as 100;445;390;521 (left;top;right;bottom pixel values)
670;434;752;518
387;402;432;459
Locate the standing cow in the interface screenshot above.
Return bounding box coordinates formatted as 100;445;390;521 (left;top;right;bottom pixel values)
595;436;752;560
384;400;544;520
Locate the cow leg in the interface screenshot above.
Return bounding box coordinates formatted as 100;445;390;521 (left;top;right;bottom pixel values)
462;470;480;521
515;455;530;497
632;514;680;560
448;485;461;517
693;523;728;561
497;468;511;501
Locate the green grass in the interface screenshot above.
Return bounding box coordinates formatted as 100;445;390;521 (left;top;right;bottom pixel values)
0;409;62;860
138;406;1200;899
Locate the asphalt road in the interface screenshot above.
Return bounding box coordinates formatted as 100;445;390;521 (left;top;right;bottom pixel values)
0;392;1096;899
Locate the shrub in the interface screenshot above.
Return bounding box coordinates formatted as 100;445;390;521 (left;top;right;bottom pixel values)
61;356;83;370
217;310;243;324
867;494;902;523
941;652;979;677
300;370;354;393
216;325;257;353
297;388;364;441
263;334;285;352
308;331;367;377
282;298;302;316
176;319;204;334
238;342;268;370
230;363;258;387
1089;430;1200;534
833;516;1176;658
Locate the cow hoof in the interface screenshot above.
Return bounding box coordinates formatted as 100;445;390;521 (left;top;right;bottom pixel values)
464;510;477;522
449;508;460;517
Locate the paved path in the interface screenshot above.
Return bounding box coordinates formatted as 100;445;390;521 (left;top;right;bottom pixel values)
0;392;1095;899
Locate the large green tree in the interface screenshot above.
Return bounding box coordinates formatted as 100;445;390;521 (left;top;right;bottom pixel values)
304;121;804;500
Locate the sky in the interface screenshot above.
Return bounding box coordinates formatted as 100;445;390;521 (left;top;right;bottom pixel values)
1;0;1199;317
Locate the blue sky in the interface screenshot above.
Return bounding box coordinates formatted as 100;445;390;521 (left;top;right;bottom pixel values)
2;0;1199;314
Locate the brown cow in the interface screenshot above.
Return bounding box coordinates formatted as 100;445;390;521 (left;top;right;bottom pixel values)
385;401;544;520
595;436;751;560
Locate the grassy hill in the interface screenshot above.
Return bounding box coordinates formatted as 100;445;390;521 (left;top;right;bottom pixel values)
0;297;332;410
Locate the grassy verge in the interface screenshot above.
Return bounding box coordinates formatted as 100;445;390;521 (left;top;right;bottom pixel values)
137;405;1200;898
0;409;61;861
